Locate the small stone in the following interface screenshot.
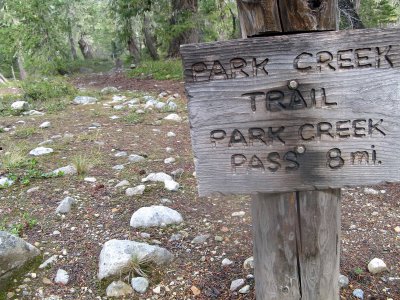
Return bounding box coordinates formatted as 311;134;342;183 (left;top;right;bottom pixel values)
191;285;201;296
153;285;161;294
160;198;172;204
191;234;210;244
54;269;69;285
167;131;176;137
163;113;182;122
230;278;245;291
27;187;40;194
112;164;125;171
130;205;183;228
126;185;146;196
56;196;75;214
239;285;250;294
131;277;149;293
50;165;77;176
164;157;176;164
232;211;245;217
128;154;145;163
169;233;182;242
7;292;15;298
338;274;349;288
115;180;130;188
363;187;379;195
84;177;96;183
39;255;57;269
171;168;184;178
394;226;400;233
243;257;254;269
29;147;54;156
166;147;174;153
164;179;179;191
352;288;364;299
368;258;388;274
11;101;29;111
39;121;51;129
222;258;233;266
73;96;97;105
215;236;223;242
115;151;128;157
31;273;37;279
106;281;133;298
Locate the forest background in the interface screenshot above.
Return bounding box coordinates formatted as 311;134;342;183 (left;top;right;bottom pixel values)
0;0;399;82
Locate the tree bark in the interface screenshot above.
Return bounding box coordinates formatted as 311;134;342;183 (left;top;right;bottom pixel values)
127;35;140;64
78;34;94;60
168;0;199;57
143;14;159;60
68;19;78;60
17;54;27;80
339;0;364;28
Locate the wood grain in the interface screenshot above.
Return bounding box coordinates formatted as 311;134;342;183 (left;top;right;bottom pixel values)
181;28;400;195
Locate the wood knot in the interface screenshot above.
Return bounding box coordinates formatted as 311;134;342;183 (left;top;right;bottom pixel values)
308;0;322;9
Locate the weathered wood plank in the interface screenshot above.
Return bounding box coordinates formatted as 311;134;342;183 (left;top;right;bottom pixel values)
181;28;400;195
252;192;301;299
297;189;341;299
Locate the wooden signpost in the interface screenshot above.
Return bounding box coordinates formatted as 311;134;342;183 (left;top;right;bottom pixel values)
181;1;399;299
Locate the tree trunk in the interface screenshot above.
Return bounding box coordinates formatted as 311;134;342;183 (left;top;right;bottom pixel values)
78;34;94;60
17;54;27;80
0;73;8;84
339;0;364;28
127;35;140;64
168;0;199;57
68;19;78;60
143;14;159;60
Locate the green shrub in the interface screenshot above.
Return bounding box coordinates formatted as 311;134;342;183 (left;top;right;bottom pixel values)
21;77;77;101
128;59;183;81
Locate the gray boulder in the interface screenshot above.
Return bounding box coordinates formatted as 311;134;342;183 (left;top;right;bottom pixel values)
98;239;173;280
106;280;133;298
73;96;97;105
55;197;75;214
130;205;183;228
0;231;40;287
11;101;29;112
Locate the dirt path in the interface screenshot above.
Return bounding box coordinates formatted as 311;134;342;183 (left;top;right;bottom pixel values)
0;73;399;299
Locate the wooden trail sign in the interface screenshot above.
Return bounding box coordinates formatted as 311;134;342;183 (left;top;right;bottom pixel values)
181;28;400;196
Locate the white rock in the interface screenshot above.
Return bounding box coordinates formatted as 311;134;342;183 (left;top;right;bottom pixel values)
243;257;254;269
23;110;45;116
50;165;77;176
232;211;245;217
106;281;133;297
126;185;146;196
339;274;349;288
230;278;245;291
368;258;388;274
54;269;69;285
110;115;120;120
114;151;128;157
113;104;125;110
0;177;14;188
167;132;176;137
112;95;126;102
166;147;174;153
163;113;182;122
38;140;53;146
164;157;176;164
39;121;51;129
191;234;210;244
363;187;379;195
84;177;96;183
155;102;166;110
98;239;173;280
130;205;183;228
222;258;233;266
112;164;124;171
73;96;97;105
11;101;29;111
131;277;149;293
115;180;130;188
56;197;75;214
38;255;57;269
239;285;250;294
128;154;145;163
101;87;119;94
142;172;173;183
29;147;54;156
164;180;179;191
27;187;40;194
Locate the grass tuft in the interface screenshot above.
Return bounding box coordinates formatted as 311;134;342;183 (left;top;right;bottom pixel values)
128;59;183;81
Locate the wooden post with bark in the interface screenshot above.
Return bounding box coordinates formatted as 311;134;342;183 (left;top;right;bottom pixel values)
237;1;341;299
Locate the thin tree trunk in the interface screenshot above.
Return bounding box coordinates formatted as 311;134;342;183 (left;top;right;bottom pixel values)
68;19;78;60
11;65;16;81
0;73;8;84
127;35;140;63
78;34;94;60
143;14;159;60
17;54;27;80
168;0;199;57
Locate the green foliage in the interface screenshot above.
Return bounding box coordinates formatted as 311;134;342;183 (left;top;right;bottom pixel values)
14;127;37;139
21;77;77;101
123;111;145;124
353;266;364;275
359;0;399;27
0;213;38;237
128;59;183;80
